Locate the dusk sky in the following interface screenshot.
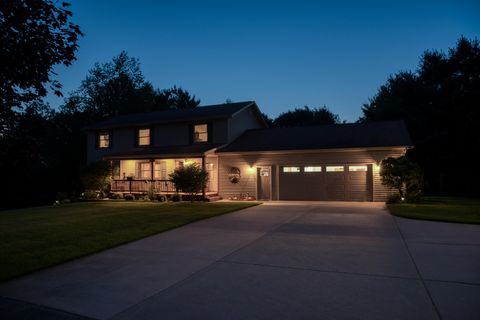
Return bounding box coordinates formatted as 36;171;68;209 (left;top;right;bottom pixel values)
47;0;479;122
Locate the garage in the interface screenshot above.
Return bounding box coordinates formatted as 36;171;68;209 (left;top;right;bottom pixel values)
279;165;372;201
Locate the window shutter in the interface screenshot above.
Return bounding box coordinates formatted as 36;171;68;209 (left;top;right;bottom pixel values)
134;128;138;147
109;131;113;149
95;132;99;149
149;127;154;146
188;124;194;144
207;123;213;143
135;162;140;179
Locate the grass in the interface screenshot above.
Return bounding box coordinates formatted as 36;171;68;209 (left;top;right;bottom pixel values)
0;201;259;282
387;196;480;224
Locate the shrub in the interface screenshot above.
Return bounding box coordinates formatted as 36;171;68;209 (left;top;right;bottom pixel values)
124;194;134;201
82;190;99;200
169;163;209;201
80;160;112;193
170;193;182;202
381;156;423;203
386;194;402;204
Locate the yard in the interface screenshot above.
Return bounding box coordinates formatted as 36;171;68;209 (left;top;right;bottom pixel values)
387;196;480;224
0;201;258;282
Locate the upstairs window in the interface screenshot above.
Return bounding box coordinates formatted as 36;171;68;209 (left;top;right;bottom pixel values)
194;124;208;143
98;132;110;148
137;128;151;146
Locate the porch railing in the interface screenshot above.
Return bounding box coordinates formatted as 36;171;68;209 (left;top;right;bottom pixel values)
110;179;176;193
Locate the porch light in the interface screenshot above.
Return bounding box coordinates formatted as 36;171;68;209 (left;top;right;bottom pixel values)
247;166;255;174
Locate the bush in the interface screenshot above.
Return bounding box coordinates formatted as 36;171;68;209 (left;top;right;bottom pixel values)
124;194;134;201
56;192;68;202
381;156;423;203
169;163;209;201
386;194;402;204
170;193;182;202
157;195;167;202
80;160;112;193
82;190;99;200
109;192;123;199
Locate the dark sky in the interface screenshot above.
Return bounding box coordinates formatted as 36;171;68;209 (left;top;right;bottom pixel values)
47;0;479;122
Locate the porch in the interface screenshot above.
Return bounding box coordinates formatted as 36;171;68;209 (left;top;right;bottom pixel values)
108;156;218;194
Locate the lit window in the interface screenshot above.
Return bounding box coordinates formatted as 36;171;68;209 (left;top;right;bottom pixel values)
98;132;110;148
326;166;344;172
283;166;300;173
194;124;208;142
138;128;150;146
349;165;368;172
154;161;167;179
304;166;322;172
139;162;151;179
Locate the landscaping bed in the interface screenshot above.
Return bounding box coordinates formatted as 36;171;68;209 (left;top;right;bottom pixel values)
387;196;480;224
0;201;259;282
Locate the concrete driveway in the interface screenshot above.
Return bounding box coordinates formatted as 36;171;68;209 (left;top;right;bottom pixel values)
1;202;479;320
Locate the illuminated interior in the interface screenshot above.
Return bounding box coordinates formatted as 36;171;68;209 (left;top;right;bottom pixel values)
326;166;344;172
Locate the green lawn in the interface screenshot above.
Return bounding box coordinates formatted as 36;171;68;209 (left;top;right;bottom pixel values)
0;201;259;282
387;197;480;224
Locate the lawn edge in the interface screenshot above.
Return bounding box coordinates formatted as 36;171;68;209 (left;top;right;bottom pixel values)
1;201;261;283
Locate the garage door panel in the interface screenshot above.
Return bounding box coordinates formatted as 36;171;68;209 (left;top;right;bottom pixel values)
279;164;371;201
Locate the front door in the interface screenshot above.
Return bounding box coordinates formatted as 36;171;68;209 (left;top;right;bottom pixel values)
257;167;271;200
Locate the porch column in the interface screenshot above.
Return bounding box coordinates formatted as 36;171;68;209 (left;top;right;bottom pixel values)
150;159;154;180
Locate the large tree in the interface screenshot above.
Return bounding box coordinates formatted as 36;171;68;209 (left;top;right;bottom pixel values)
361;37;480;196
0;0;82;132
63;52;200;120
272;106;340;127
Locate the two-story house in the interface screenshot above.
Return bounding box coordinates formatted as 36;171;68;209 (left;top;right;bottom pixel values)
84;101;412;201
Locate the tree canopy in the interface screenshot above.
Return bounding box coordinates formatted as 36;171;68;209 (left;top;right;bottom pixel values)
62;51;200;120
0;0;82;131
361;37;480;196
272;106;340;127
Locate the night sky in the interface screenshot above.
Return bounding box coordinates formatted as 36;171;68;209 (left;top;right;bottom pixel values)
47;0;479;122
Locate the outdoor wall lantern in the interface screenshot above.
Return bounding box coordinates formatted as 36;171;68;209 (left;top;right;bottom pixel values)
228;167;241;184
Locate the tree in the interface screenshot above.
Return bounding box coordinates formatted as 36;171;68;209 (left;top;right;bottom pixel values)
65;51;149;119
80;160;112;193
380;156;423;202
158;85;200;110
62;52;200;120
0;0;82;132
360;37;480;196
272;106;340;127
169;164;209;201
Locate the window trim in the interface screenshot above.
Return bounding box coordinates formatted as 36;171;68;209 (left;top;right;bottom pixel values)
193;123;209;143
136;127;151;147
97;131;110;149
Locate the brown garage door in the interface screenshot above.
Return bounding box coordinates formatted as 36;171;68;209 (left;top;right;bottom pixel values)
279;165;371;201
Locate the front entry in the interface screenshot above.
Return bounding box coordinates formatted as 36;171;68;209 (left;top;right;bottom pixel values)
257;167;271;200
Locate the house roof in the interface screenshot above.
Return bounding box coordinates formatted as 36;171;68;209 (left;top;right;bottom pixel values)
218;120;412;153
83;101;258;130
102;143;224;160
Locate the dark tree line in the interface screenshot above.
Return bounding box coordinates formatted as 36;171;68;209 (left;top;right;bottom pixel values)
262;106;340;127
0;50;201;209
361;37;480;196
